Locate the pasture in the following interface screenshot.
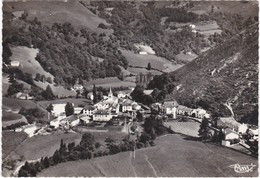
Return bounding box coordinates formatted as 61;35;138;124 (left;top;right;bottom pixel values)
2;112;28;128
121;49;183;73
2;131;28;160
164;120;200;137
127;67;162;75
2;97;43;113
9;46;54;80
38;134;258;177
6;131;82;161
6;1;113;34
194;21;222;36
84;77;136;90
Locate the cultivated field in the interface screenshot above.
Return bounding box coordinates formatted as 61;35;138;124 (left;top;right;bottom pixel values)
6;131;82;161
2;131;28;160
37;98;91;108
38;134;258;177
127;67;162;75
9;46;54;80
164;120;200;137
121;49;183;72
84;77;136;90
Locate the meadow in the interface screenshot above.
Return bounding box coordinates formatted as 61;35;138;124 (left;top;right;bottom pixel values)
84;77;136;90
121;49;183;73
37;98;91;108
6;1;113;34
9;46;54;80
2;112;27;128
7;131;82;161
164;120;200;137
2;131;28;160
38;134;258;177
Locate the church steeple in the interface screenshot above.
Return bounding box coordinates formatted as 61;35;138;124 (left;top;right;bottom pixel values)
108;87;113;98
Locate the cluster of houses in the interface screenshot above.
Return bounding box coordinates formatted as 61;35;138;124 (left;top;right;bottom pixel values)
217;116;258;146
151;100;211;120
49;88;143;129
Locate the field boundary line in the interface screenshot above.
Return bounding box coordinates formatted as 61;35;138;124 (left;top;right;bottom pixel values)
145;155;158;177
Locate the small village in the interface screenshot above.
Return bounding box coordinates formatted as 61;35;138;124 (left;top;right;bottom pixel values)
10;81;258;156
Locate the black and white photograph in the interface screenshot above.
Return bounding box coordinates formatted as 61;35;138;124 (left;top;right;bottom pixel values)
1;0;259;177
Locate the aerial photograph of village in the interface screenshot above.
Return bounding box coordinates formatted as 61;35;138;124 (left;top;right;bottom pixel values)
1;0;259;177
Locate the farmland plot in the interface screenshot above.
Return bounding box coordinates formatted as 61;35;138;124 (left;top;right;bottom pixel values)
164;120;200;137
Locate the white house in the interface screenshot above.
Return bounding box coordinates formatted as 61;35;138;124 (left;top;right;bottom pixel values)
139;51;148;55
10;61;20;67
177;105;193;116
191;108;210;119
238;123;248;134
117;91;126;98
82;105;95;116
74;107;83;115
93;110;116;122
15;124;39;137
164;100;179;119
12;92;34;100
189;24;196;29
87;92;94;100
121;99;134;112
224;128;239;140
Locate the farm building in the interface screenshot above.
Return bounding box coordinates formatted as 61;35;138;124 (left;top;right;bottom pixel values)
143;89;154;96
50;114;67;128
217;117;248;134
10;61;20;67
139;51;148;55
11;92;34;100
121;99;134;112
60;115;80;127
117;91;127;98
163;100;179;118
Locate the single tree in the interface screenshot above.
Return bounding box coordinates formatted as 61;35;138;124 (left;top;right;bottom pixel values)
93;85;97;103
46;104;53;113
198;118;209;140
42;85;55;100
65;102;74;116
147;62;151;70
46;77;52;84
35;73;41;81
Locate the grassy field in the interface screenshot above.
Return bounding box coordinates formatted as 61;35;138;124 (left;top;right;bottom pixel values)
38;134;258;177
2;97;43;112
176;51;198;62
9;46;54;80
84;77;136;90
2;131;28;160
5;1;113;34
34;81;76;97
164;120;200;137
121;49;183;73
128;67;163;75
6;131;82;161
2;112;24;121
37;98;91;108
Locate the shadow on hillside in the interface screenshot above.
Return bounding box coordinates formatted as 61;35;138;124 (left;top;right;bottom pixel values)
182;136;201;142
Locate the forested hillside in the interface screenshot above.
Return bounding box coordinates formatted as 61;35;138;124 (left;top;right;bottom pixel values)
149;23;258;125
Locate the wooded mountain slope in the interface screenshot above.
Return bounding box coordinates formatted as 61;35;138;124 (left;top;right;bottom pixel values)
167;23;258;125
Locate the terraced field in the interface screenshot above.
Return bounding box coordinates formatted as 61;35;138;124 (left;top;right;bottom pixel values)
38;134;258;177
